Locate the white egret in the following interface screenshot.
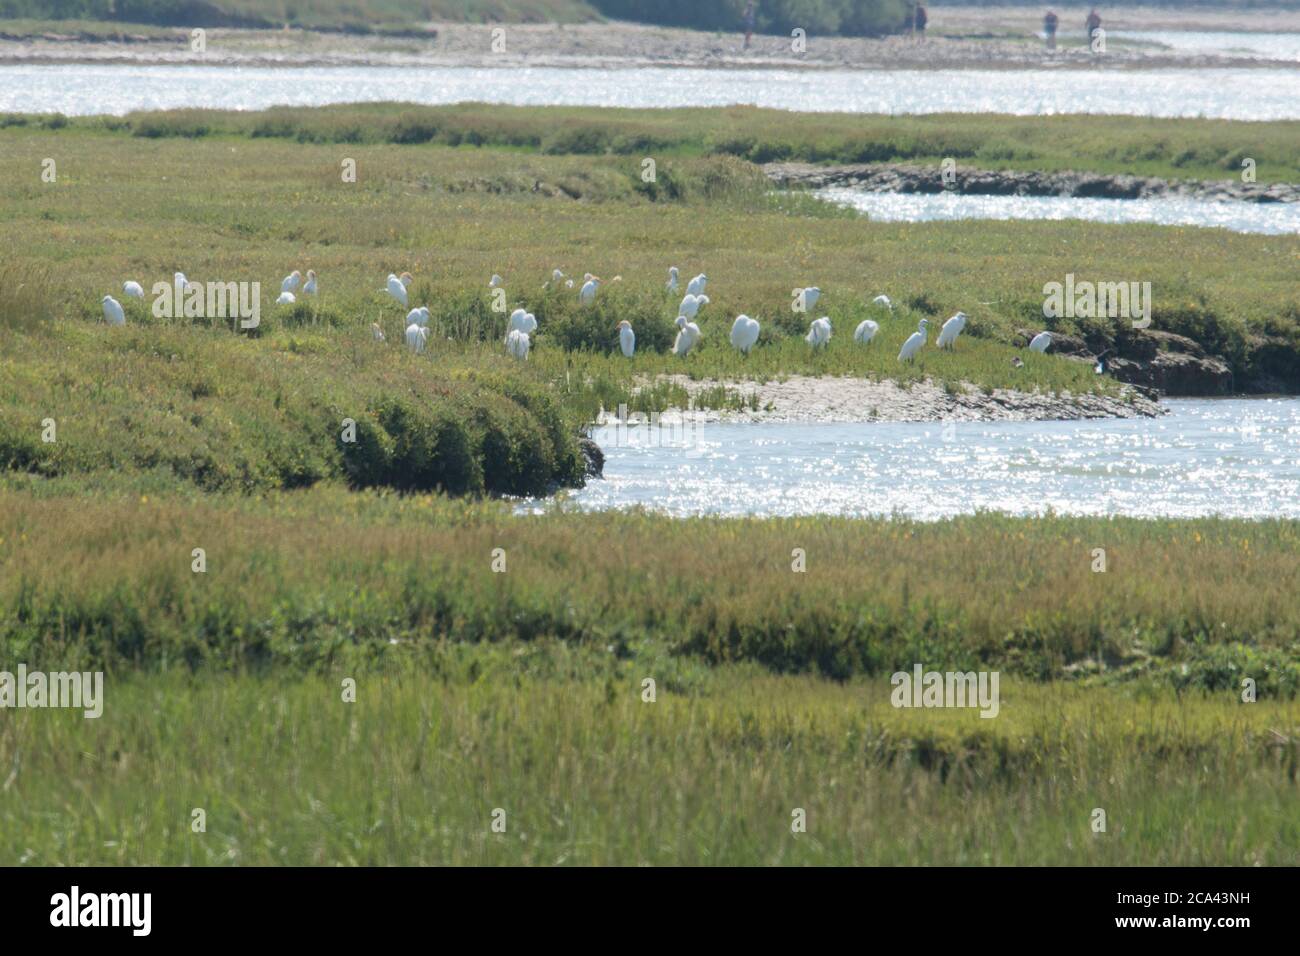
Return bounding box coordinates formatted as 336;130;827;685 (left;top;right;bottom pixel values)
898;318;930;363
805;316;832;349
672;316;701;356
405;322;428;354
122;281;144;299
281;270;302;293
686;273;707;297
406;306;430;327
490;274;503;288
935;311;967;349
302;270;318;295
276;291;296;305
799;287;822;310
386;273;408;307
506;308;536;335
854;319;879;344
505;329;531;360
730;314;760;354
579;277;600;305
679;293;709;319
872;294;893;311
101;295;125;326
618;320;635;357
1028;331;1053;353
666;266;679;294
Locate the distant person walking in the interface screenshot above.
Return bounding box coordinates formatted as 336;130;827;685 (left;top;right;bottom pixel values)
1044;10;1058;50
913;3;928;40
743;1;756;51
1086;7;1103;48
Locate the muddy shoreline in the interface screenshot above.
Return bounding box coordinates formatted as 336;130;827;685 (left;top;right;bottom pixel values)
767;161;1300;204
3;11;1299;70
604;375;1163;425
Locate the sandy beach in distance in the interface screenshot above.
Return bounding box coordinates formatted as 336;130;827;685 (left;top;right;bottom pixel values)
607;374;1164;425
3;6;1299;69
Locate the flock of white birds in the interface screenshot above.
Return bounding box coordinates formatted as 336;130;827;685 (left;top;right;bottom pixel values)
99;265;1059;365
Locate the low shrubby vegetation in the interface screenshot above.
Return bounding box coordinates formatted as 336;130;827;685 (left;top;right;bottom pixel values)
42;103;1300;185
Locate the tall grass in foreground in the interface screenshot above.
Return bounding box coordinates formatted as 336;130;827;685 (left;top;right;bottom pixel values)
1;669;1295;865
2;486;1297;690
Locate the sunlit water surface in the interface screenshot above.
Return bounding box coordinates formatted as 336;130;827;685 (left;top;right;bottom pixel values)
3;64;1300;119
817;188;1300;234
543;399;1300;520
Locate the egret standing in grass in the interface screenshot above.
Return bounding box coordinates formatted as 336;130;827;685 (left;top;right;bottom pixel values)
805;316;831;349
505;328;530;360
490;274;503;288
935;311;967;349
798;287;822;311
618;320;636;357
281;270;302;294
854;319;879;344
302;270;317;296
898;318;930;362
679;293;709;319
122;280;144;299
1028;331;1053;353
872;294;893;312
405;321;428;354
686;273;707;297
579;276;600;305
666;266;679;294
407;306;430;328
730;314;760;354
672;316;701;357
386;272;412;307
101;295;125;326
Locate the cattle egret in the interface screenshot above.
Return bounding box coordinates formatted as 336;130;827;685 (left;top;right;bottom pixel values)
579;278;600;305
872;294;893;311
505;329;531;360
686;273;707;297
490;274;502;288
122;281;144;299
730;314;760;354
101;295;125;326
302;270;317;295
898;318;930;362
679;293;709;319
618;320;635;357
672;316;701;357
281;270;302;293
1028;331;1053;353
805;316;832;349
552;269;565;282
276;291;295;305
854;319;879;344
799;287;822;311
386;274;408;307
371;323;385;342
405;323;428;354
506;308;536;335
666;266;679;294
407;306;430;328
936;312;967;349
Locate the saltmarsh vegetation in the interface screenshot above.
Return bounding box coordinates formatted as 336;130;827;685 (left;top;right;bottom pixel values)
2;108;1298;864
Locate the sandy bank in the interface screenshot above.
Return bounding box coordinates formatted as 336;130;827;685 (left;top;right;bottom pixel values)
600;374;1162;425
3;10;1298;70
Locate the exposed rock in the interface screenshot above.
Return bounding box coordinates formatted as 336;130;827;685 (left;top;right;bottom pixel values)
578;436;604;478
765;161;1300;205
1109;352;1233;396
